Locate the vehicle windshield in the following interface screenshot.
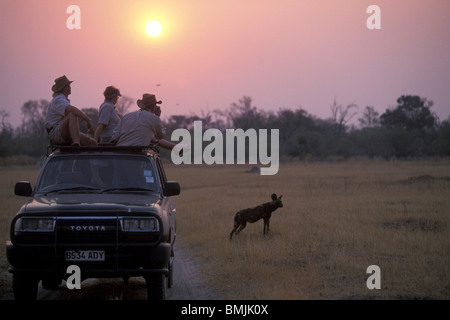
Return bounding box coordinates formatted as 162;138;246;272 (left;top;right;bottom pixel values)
35;155;158;194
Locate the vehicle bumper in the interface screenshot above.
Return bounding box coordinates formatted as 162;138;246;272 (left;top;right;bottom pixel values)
6;241;171;278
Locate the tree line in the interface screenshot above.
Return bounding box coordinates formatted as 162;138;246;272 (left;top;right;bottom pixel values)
1;94;449;165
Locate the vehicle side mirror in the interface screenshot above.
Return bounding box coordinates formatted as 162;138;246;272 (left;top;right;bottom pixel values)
15;181;33;197
164;181;180;197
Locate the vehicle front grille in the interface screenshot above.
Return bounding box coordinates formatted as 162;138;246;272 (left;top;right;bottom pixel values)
56;217;120;244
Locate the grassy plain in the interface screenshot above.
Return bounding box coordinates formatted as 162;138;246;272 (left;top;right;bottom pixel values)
0;159;449;299
168;159;450;299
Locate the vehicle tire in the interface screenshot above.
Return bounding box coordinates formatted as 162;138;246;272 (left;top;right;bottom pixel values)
145;274;166;300
168;251;174;288
13;274;39;300
168;262;173;288
42;277;62;290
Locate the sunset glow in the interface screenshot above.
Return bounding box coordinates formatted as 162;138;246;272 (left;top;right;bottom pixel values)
0;0;449;128
145;20;162;37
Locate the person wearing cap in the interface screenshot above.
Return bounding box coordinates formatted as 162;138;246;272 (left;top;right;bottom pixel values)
45;75;97;146
112;93;175;150
94;86;122;143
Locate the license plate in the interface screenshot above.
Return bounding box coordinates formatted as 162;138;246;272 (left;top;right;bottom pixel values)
65;250;105;261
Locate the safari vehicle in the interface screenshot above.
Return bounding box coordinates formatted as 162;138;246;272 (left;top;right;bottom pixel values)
6;145;180;300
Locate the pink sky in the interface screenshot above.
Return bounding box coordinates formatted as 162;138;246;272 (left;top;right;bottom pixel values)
1;0;449;128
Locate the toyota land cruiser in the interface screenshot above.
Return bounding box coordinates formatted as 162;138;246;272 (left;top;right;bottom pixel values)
6;145;180;300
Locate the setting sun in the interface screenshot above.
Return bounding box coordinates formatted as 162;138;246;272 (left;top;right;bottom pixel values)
145;20;162;37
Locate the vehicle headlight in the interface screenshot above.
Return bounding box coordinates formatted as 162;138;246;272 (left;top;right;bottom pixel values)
122;217;159;232
16;217;55;232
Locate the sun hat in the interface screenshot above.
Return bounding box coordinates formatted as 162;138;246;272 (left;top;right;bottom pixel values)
104;86;122;99
52;75;73;93
137;94;162;109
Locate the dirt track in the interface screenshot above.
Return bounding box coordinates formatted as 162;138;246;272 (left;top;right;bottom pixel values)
3;243;217;300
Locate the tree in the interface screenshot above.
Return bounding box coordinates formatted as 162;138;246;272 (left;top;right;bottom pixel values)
228;96;267;130
115;95;134;117
9;100;50;157
0;109;13;157
435;117;450;156
19;99;49;135
79;108;99;133
269;108;314;156
329;99;358;136
380;95;437;131
358;106;380;128
0;109;11;130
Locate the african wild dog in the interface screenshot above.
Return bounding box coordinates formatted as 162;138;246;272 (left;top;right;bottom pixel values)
229;193;283;240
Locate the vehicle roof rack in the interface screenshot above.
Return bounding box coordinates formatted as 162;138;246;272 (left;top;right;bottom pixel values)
47;144;160;156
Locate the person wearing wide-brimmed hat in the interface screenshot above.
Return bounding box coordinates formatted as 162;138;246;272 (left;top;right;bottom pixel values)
111;93;175;150
137;93;162;116
94;85;122;143
45;75;97;146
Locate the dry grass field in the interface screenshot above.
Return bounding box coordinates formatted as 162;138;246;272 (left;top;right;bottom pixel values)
1;159;449;299
167;159;450;300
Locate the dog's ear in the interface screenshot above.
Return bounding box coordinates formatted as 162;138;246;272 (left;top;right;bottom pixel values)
279;195;283;199
271;193;277;201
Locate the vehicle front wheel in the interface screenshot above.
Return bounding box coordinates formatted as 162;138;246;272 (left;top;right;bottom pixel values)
145;274;166;300
42;276;62;290
13;274;39;300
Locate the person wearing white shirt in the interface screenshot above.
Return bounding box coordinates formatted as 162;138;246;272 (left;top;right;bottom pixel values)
112;93;175;150
45;75;97;146
94;86;122;143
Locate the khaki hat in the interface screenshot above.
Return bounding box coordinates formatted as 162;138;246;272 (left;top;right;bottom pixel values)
104;86;122;99
52;75;73;93
137;94;162;109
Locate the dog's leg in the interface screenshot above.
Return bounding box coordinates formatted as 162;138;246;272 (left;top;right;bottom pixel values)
235;221;247;236
263;218;270;235
230;224;239;240
230;213;241;240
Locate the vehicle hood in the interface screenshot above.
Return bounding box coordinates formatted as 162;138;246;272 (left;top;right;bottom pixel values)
18;193;161;214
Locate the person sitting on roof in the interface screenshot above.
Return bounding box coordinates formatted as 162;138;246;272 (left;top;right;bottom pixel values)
45;75;97;146
94;86;122;144
111;93;175;150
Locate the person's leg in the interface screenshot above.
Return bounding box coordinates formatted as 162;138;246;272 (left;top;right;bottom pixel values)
49;126;67;145
58;113;97;146
59;113;80;145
